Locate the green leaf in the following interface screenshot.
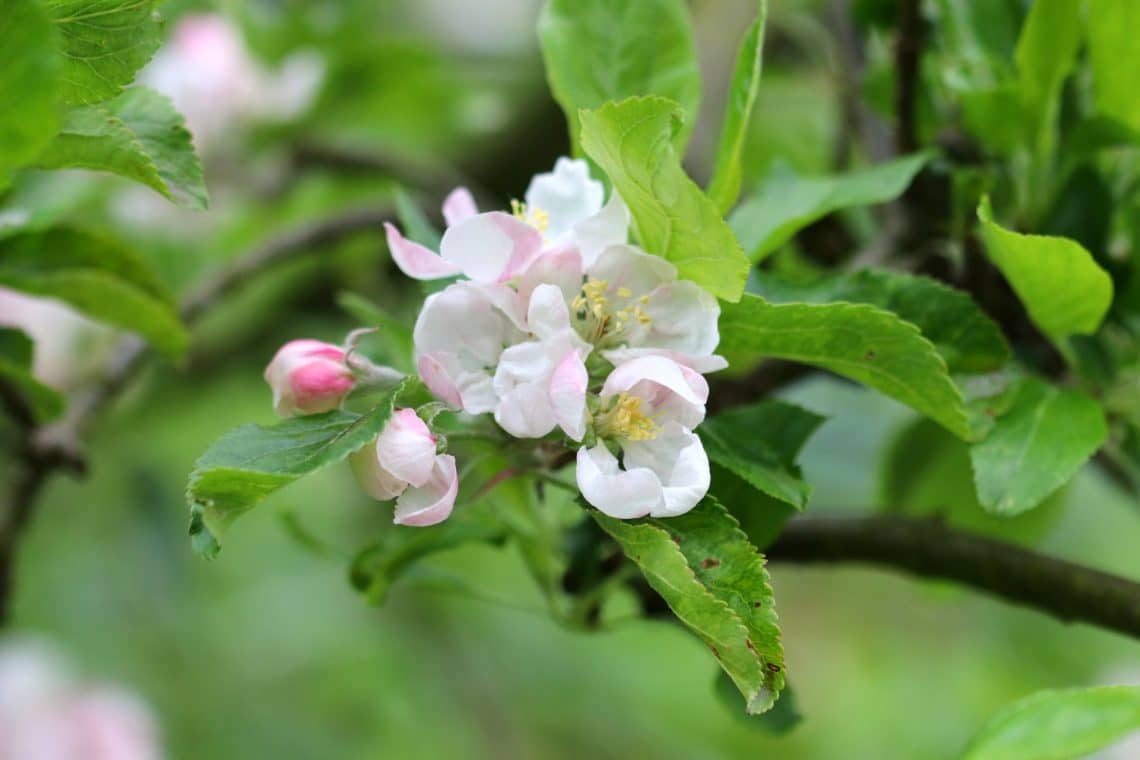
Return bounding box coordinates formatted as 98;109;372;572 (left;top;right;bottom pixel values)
594;498;785;714
35;87;207;209
707;3;767;214
714;672;802;735
1013;0;1082;102
579;96;749;302
969;378;1107;515
961;686;1140;760
0;226;186;356
44;0;162;106
751;269;1011;373
335;291;414;373
699;400;825;510
977;198;1113;341
187;379;422;558
0;328;65;423
393;188;442;249
729;154;929;262
720;294;973;439
538;0;700;152
0;0;60;179
1087;0;1140;133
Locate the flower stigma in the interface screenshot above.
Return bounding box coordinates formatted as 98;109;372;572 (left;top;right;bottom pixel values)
595;392;660;442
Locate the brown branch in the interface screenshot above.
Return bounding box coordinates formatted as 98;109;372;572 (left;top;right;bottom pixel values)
766;515;1140;640
0;206;393;625
893;0;924;155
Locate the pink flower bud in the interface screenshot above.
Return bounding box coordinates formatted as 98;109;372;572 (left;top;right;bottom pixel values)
264;340;355;417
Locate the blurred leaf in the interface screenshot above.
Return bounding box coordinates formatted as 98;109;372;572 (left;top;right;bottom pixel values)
720;295;973;439
707;3;767;214
187;378;422;558
969;378;1107;515
0;328;64;423
35;87;208;209
730;154;929;262
961;686;1140;760
595;498;785;714
751;269;1010;373
977;198;1113;342
393;188;442;249
579;96;749;302
1013;0;1081;101
1087;0;1140;133
699;400;825;510
0;226;186;356
335;292;414;373
44;0;161;106
710;466;793;550
1039;165;1113;261
0;0;60;180
538;0;700;152
715;671;802;734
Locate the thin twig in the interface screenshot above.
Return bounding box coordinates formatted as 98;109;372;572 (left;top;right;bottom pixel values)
893;0;923;155
767;515;1140;640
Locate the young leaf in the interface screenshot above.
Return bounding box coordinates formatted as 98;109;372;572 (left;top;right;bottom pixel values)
187;379;421;558
699;400;825;510
0;328;65;423
0;0;60;180
961;686;1140;760
35;87;208;210
594;498;785;714
1087;0;1140;133
579;96;750;302
538;0;700;152
1013;0;1082;103
977;198;1113;342
707;2;767;214
44;0;162;106
751;269;1011;373
720;295;973;439
729;154;929;262
0;227;186;356
969;378;1107;515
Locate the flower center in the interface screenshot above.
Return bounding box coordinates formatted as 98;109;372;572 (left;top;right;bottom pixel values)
595;392;660;442
571;278;652;346
510;199;550;234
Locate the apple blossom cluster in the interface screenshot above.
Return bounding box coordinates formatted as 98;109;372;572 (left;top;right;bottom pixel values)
264;158;724;526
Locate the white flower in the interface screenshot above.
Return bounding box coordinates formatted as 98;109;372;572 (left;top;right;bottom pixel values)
350;409;459;526
575;356;711;519
264;340;355;417
413;281;525;413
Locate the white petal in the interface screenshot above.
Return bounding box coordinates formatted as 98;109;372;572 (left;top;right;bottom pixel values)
384;223;460;280
587;244;676;296
602;355;707;430
377;408;436;487
601;347;729;374
622;424;709;517
549;350;588;441
575;444;664;519
417;353;462;409
394;454;459;526
494;383;558;438
639;280;721;358
439;212;542;283
574;193;629;267
527;283;573;339
442;187;477;226
517;247;584;308
350;441;407;501
525;157;604;243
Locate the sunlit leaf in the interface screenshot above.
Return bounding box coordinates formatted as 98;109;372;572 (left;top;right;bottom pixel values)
0;0;60;180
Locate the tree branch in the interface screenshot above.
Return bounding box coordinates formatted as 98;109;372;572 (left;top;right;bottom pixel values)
766;515;1140;640
0;206;393;625
893;0;923;155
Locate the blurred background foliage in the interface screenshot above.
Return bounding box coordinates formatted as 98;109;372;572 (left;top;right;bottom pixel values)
3;0;1140;757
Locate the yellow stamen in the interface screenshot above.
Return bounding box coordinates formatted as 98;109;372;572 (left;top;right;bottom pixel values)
617;286;632;298
510;199;550;234
596;393;660;441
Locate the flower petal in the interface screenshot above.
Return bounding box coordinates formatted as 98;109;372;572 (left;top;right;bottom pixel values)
350;441;407;501
439;212;543;283
601;347;729;374
394;454;459;526
574;193;629;268
525;157;604;243
587;244;676;296
549;350;588;441
639;280;721;358
526;283;573;339
384;223;460;280
442;187;478;226
622;423;710;517
377;408;436;487
417;354;462;410
494;382;558;439
575;443;664;519
517;246;584;307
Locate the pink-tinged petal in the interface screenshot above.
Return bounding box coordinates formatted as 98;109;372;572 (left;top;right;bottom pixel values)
442;187;478;226
637;280;721;358
575;444;663;519
622;423;710;517
289;363;354;413
549;350;588;441
394;454;458;526
587;244;676;295
526;283;573;339
494;383;558;439
517;246;584;306
350;442;406;501
439;212;542;284
384;222;460;280
525;157;605;243
574;193;629;267
417;354;462;409
601;347;729;374
377;408;436;487
602;355;706;429
264;339;353;417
